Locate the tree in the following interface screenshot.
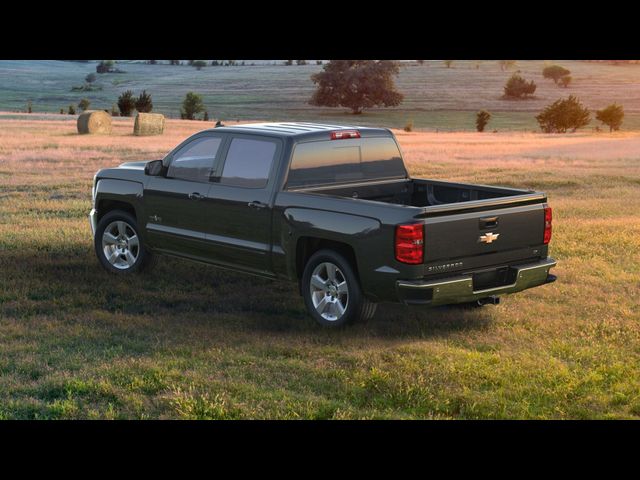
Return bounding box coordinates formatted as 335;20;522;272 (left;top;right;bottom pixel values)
596;103;624;132
296;60;307;65
78;98;91;111
498;60;517;71
560;75;572;88
543;65;571;85
135;90;153;113
85;73;97;84
503;73;536;99
417;60;425;65
203;111;209;121
27;101;32;113
536;95;591;133
181;92;205;120
476;110;491;132
117;90;136;116
192;60;207;70
170;60;181;65
443;60;453;68
284;60;293;66
309;60;404;114
96;60;115;74
68;104;76;115
316;60;323;65
60;108;64;114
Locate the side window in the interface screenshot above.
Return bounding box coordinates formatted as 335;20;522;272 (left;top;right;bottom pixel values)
220;137;277;188
167;136;222;182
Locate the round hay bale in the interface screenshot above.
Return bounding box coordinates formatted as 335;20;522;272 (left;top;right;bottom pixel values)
134;113;165;136
77;110;112;135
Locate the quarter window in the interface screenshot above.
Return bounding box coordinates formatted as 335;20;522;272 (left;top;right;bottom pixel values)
167;136;222;182
220;138;277;188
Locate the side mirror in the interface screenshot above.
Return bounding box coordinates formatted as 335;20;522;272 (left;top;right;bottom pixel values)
145;159;165;176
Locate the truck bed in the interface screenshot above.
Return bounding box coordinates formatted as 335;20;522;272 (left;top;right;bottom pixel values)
292;178;541;210
288;177;548;267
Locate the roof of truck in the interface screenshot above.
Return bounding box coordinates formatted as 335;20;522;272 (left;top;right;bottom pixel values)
207;122;393;141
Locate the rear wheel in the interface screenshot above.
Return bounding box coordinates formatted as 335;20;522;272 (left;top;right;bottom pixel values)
302;249;376;327
94;210;157;274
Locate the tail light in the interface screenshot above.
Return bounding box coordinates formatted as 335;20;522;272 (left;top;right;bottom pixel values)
543;206;552;244
330;130;360;140
395;224;424;264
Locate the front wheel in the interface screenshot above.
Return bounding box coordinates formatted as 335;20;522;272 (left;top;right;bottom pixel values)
301;249;376;327
94;210;157;274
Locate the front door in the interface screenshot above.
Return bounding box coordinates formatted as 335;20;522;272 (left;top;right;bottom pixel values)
200;134;282;275
144;134;225;260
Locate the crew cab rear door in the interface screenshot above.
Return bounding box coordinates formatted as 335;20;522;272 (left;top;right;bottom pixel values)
200;134;282;275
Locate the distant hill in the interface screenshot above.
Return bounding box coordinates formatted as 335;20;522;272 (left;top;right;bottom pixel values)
1;60;640;131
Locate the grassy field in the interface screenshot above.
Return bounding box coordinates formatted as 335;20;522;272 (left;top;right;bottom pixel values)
3;60;640;130
0;117;639;419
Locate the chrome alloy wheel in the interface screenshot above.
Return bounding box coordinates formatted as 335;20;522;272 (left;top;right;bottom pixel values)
309;262;349;321
101;220;140;270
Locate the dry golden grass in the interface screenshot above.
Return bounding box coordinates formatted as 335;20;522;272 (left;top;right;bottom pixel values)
0;117;639;419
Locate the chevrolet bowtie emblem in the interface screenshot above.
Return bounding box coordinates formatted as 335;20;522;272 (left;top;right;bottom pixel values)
479;232;500;244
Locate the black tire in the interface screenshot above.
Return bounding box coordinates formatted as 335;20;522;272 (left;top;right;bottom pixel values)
301;249;377;327
94;209;157;274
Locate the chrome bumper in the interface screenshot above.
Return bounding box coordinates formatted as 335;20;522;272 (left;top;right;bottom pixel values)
89;209;98;236
397;258;557;306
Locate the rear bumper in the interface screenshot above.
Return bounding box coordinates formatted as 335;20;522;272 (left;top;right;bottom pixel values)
396;258;557;306
89;209;98;236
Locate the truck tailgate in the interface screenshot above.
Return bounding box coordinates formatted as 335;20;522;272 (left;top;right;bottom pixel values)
423;203;545;262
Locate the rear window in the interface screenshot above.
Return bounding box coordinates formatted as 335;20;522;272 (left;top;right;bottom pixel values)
286;137;406;188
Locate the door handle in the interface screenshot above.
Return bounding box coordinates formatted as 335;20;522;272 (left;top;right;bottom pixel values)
479;216;498;229
247;201;267;209
188;192;204;200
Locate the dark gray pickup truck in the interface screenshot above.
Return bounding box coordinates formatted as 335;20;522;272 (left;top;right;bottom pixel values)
90;122;556;326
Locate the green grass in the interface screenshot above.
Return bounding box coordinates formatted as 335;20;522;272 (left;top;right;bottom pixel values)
0;120;639;419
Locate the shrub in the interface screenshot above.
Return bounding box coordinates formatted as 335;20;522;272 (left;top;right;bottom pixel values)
203;111;209;121
404;120;413;132
503;74;536;99
476;110;491;132
60;108;64;114
284;60;293;65
27;101;32;114
68;105;76;115
296;60;307;65
78;98;90;111
316;60;323;65
560;75;572;88
543;65;571;84
117;90;136;117
596;103;624;132
135;90;153;113
85;73;97;84
536;95;591;133
443;60;453;68
181;92;205;120
192;60;207;70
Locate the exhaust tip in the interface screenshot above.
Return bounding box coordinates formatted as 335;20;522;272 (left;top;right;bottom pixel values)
477;296;501;306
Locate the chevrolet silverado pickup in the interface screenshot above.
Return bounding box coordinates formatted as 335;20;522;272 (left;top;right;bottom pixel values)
89;122;556;327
